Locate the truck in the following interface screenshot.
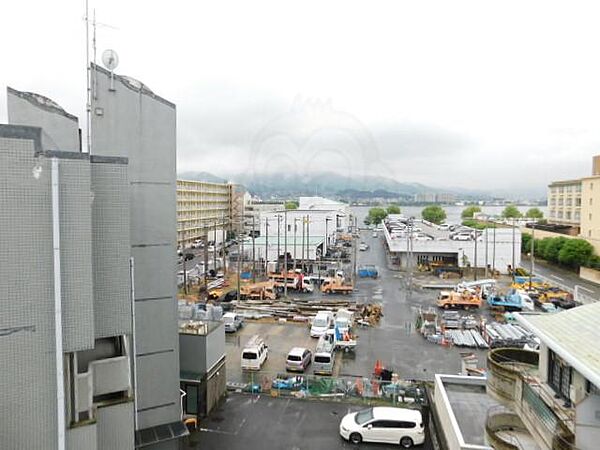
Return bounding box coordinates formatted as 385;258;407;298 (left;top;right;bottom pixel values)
334;308;354;334
321;277;354;295
239;281;277;301
455;279;496;299
437;291;482;309
487;291;533;311
357;265;378;279
268;271;314;293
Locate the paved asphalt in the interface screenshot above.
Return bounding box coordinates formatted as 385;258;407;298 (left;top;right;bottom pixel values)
182;393;432;450
225;230;487;383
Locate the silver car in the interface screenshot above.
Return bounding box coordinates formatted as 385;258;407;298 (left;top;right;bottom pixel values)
286;347;312;372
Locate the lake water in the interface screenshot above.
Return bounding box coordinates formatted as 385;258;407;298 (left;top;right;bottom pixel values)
351;205;547;225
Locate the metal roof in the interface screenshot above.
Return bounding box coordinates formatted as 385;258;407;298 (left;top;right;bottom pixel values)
516;303;600;388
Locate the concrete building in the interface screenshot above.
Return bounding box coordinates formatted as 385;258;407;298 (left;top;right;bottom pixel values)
383;219;521;274
179;321;226;420
89;64;183;448
483;303;600;449
579;157;600;243
547;179;582;228
1;90;138;449
177;179;232;248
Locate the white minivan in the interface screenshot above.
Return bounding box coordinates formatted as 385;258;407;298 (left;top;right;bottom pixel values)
310;311;334;338
339;407;425;448
240;335;268;371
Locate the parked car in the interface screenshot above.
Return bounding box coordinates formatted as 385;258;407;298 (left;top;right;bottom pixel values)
223;312;244;333
241;335;268;370
359;243;369;251
372;232;378;238
310;311;334;337
339;407;425;447
451;233;472;241
285;347;312;372
437;223;450;231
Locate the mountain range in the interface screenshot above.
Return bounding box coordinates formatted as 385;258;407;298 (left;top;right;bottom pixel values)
177;170;491;200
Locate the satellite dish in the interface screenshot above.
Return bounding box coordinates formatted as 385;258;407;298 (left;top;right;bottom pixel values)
101;49;119;71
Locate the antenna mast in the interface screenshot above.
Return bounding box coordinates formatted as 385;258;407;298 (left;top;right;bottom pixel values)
85;0;92;154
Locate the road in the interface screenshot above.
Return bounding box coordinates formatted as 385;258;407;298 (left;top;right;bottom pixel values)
182;393;432;450
522;255;600;299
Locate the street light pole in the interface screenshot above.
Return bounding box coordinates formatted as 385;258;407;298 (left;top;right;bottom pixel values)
512;218;516;280
306;215;310;274
492;226;496;275
301;215;305;272
222;212;227;275
473;232;478;281
484;227;489;278
213;219;217;276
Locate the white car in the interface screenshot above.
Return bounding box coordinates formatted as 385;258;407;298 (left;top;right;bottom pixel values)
339;407;425;447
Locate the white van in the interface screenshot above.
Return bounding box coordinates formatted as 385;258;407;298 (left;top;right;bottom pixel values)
339;407;425;447
310;311;334;338
313;333;336;375
240;335;268;371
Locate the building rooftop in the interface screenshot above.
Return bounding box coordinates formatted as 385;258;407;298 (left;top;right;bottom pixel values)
516;303;600;389
548;179;582;187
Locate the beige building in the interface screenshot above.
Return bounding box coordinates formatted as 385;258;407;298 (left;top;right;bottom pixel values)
580;172;600;242
177;179;232;248
547;179;582;227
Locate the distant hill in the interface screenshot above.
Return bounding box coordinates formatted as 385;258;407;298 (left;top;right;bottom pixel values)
176;170;490;199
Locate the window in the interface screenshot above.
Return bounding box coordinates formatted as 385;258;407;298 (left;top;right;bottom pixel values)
576;198;582;206
314;355;331;364
242;352;257;360
590;198;593;206
590;213;593;221
548;350;572;399
355;409;374;425
575;212;580;221
589;230;592;237
566;212;571;220
592;183;594;190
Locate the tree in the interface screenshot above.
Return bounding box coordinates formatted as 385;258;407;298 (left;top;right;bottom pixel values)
502;205;522;218
386;204;401;215
367;207;388;225
535;237;553;260
521;233;533;253
461;206;482;219
526;207;544;219
422;205;447;224
462;219;496;230
544;237;569;263
558;239;594;268
285;200;299;210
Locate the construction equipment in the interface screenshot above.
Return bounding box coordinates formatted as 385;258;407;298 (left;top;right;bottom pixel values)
321;277;354;295
268;271;314;293
240;281;278;301
487;291;525;312
538;287;576;308
436;290;482;310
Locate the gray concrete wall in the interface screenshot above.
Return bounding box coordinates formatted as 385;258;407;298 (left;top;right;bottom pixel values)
90;158;132;338
206;323;225;371
0;126;58;449
7;87;80;151
90;64;180;432
179;334;208;374
96;402;135;450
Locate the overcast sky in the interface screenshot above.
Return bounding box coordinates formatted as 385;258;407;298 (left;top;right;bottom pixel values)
2;1;600;197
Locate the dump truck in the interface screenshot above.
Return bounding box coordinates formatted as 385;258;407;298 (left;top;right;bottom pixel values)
240;281;277;300
268;271;314;293
321;277;354;295
436;290;482;309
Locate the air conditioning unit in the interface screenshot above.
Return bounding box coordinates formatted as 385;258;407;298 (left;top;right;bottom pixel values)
570;384;586;404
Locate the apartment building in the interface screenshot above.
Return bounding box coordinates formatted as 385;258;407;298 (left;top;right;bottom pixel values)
579;158;600;243
177;179;232;248
485;303;600;449
2;89;139;449
547;179;582;227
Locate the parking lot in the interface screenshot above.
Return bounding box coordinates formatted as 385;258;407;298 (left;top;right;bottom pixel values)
182;393;432;450
224;230;489;383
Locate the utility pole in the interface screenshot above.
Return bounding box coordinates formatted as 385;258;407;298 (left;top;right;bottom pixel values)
236;229;241;302
252;214;256;283
529;223;535;289
306;215;310;274
203;229;209;293
293;217;299;273
512;218;516;280
301;215;305;272
277;214;281;273
484;227;489;278
264;217;269;275
492;226;496;275
222;212;226;275
352;224;358;283
213;219;217;276
284;211;288;297
473;232;478;281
